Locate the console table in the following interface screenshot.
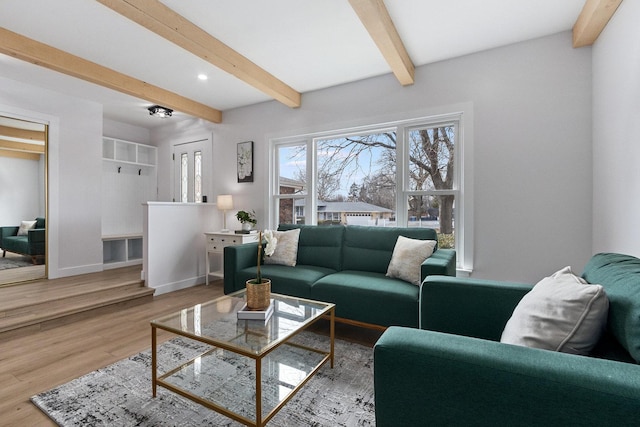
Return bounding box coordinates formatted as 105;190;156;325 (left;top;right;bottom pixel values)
204;232;259;285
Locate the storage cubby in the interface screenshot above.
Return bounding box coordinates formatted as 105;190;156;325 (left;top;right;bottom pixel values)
102;137;157;166
127;237;143;260
103;239;126;264
103;235;143;269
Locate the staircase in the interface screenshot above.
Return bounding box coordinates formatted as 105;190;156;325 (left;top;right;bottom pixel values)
0;266;154;336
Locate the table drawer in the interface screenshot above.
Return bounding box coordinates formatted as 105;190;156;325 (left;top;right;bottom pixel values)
206;234;258;252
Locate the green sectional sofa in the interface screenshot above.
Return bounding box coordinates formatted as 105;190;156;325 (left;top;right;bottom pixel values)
224;224;456;328
374;253;640;426
0;217;45;263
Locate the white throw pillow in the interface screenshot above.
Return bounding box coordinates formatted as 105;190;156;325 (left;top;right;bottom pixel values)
386;235;437;285
500;266;609;355
264;228;301;267
17;220;37;236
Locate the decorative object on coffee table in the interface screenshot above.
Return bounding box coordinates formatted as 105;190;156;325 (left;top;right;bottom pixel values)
246;230;277;310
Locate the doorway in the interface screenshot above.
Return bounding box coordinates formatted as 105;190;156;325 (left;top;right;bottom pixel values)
0;115;47;286
172;138;211;203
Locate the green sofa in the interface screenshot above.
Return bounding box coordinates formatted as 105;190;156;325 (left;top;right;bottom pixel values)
374;253;640;426
0;217;45;263
224;224;456;328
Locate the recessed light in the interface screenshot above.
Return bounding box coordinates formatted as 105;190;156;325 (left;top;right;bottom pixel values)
197;74;208;81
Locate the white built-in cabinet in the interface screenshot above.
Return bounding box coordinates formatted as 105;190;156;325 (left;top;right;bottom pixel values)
102;137;157;269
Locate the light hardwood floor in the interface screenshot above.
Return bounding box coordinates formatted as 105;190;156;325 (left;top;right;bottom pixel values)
0;272;382;426
0;277;226;426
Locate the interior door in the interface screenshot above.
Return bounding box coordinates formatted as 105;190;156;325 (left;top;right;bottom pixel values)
172;138;211;203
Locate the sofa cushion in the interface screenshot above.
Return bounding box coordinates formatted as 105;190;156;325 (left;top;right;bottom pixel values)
582;252;640;363
2;235;30;254
17;220;37;236
386;236;437;285
235;264;335;299
264;228;300;266
501;266;609;355
278;224;344;270
35;217;45;229
311;270;420;327
342;226;438;274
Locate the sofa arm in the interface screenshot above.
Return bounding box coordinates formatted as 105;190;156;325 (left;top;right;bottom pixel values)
420;276;532;340
223;243;259;294
421;248;456;278
0;226;19;239
374;327;640;427
28;228;45;243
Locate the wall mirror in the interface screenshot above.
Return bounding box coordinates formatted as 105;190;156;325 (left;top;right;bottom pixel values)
0;115;47;286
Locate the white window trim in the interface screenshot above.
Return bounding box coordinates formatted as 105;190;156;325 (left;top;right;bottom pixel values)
267;104;474;274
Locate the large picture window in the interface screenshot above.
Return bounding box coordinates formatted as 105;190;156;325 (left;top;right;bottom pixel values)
270;111;469;271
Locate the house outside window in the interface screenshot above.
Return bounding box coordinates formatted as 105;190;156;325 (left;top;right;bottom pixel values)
269;110;470;272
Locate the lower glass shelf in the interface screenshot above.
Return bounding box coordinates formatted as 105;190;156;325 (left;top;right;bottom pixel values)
158;341;329;424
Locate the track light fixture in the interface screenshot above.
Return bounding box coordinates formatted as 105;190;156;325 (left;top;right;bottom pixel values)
147;105;173;118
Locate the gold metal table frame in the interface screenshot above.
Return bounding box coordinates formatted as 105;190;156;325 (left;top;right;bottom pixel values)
151;290;335;426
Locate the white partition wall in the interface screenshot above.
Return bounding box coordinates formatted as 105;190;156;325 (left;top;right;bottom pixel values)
143;202;219;295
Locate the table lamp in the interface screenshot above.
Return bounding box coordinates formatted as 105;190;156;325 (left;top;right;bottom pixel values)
217;194;234;232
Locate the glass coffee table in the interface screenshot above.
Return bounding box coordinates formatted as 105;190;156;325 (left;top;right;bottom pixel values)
151;290;335;426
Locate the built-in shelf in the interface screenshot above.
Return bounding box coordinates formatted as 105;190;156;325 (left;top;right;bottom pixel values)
102;137;157;167
103;234;143;269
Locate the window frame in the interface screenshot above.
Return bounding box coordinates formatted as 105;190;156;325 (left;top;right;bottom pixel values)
268;109;473;273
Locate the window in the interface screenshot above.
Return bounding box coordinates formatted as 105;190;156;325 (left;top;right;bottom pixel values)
270;111;469;271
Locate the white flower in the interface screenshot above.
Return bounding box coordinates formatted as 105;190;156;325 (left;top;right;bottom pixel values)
263;229;278;257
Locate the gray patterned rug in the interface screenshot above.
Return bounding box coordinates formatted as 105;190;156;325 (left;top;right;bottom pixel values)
0;254;33;270
31;331;375;426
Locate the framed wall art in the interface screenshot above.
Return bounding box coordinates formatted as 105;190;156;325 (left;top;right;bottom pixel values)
237;141;254;183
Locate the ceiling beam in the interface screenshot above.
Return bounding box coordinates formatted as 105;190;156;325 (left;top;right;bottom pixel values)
97;0;301;108
573;0;623;48
0;125;45;142
0;27;222;123
0;139;45;153
349;0;414;86
0;148;41;161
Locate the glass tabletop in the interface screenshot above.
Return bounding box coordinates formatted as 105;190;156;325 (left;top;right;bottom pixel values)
151;290;334;357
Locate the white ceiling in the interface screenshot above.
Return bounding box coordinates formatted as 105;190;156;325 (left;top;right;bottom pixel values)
0;0;586;129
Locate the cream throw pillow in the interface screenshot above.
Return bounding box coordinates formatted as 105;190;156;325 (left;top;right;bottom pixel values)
17;220;37;236
264;228;301;267
386;235;437;285
500;266;609;355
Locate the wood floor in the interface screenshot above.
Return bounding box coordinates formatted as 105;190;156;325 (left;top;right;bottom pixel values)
0;268;383;426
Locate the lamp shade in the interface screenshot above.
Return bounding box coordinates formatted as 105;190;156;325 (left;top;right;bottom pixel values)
217;194;234;210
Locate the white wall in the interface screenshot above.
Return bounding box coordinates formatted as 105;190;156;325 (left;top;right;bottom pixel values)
103;118;151;145
154;31;593;283
0;77;103;278
0;156;43;225
592;0;640;257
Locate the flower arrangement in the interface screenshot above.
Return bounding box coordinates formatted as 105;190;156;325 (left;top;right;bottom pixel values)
252;229;277;285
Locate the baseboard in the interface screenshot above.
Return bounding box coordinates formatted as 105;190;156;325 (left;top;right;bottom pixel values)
150;276;203;296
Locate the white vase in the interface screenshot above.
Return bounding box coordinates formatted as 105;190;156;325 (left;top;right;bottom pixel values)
242;222;253;231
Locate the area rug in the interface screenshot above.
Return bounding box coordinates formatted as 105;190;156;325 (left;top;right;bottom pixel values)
31;331;375;426
0;254;33;270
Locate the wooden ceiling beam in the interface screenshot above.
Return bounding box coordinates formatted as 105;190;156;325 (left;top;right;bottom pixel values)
349;0;414;86
97;0;301;108
0;125;45;142
573;0;623;48
0;139;45;153
0;148;41;161
0;27;222;123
